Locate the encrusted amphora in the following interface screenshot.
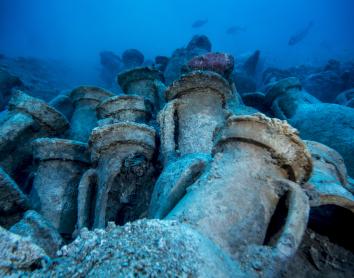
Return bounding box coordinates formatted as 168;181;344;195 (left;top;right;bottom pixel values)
152;114;312;275
304;140;354;212
29;138;89;235
265;77;354;177
0;91;68;185
96;95;153;126
117;67;166;112
68;86;113;142
77;122;156;230
264;77;320;119
158;70;232;165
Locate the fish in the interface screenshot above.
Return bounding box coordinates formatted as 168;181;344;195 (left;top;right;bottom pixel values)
192;19;208;28
226;25;246;35
288;21;314;46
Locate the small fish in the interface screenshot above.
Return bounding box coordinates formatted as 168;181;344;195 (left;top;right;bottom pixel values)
288;21;314;46
226;25;246;35
192;19;208;28
320;40;333;52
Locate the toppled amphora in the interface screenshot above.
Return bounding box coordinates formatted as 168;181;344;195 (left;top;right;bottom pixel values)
29;138;90;235
265;77;354;177
157;114;312;274
77;122;156;229
305;140;354;212
0;91;68;185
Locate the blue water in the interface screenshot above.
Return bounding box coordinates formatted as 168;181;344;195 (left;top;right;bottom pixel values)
1;0;353;70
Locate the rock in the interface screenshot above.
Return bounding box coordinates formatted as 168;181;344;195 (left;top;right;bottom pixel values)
186;52;235;79
122;49;144;69
154;55;169;72
29;220;246;277
0;226;47;275
302;71;344;102
186;35;212;52
283;216;354;277
234;73;257;93
242;50;261;77
240;91;267;113
0;56;77;102
335;88;354;108
164;35;211;84
323;59;341;73
0;68;23;110
142;59;154;67
99;51;122;87
10;210;63;257
0;167;29;228
341;61;354;89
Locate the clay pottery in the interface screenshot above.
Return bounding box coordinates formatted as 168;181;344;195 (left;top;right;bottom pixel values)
164;114;312;273
264;77;320;119
68;86;114;142
29;138;90;235
96;95;153;125
117;67;165;111
305;140;354;212
265;77;354;178
158;70;232;165
0;91;68;185
49;94;74;121
0;166;30;228
77;122;156;230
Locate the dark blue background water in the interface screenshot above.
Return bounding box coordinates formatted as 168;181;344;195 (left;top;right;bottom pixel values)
1;0;353;77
